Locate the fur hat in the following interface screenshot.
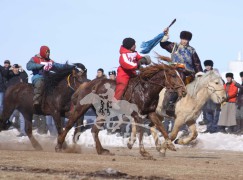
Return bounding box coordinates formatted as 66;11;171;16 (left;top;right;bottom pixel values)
226;72;234;79
180;31;192;41
108;71;116;76
97;68;104;73
240;71;243;77
12;64;20;68
4;60;10;64
204;60;214;67
122;38;135;50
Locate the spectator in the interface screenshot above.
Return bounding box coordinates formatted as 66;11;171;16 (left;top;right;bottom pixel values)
6;64;28;137
33;114;47;134
108;71;116;80
232;72;243;134
201;60;221;133
0;60;11;114
46;116;57;136
218;73;238;133
96;68;106;78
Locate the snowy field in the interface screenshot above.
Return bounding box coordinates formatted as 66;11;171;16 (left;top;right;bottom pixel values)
1;125;243;152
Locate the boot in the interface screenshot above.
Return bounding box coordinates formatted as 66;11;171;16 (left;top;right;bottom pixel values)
161;90;178;117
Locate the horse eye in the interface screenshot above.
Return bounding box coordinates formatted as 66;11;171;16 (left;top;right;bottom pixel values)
215;82;219;85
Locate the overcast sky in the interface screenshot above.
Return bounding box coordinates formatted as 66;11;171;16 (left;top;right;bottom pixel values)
1;0;243;79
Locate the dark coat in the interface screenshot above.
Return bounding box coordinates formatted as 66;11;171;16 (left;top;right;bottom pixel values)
160;41;203;73
6;70;28;88
235;82;243;107
0;65;9;92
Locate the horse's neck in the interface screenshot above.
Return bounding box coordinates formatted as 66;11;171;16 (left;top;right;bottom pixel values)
190;87;210;110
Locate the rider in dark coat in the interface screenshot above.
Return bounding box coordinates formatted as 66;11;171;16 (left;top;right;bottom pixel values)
160;29;203;116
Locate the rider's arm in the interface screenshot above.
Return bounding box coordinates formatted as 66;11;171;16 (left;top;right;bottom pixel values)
192;51;203;73
26;58;44;70
160;41;174;53
51;62;74;71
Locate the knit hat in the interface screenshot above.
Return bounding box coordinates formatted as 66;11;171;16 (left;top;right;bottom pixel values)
40;46;50;59
122;38;135;50
226;72;234;79
180;31;192;41
108;71;116;76
4;60;10;64
204;60;214;67
240;71;243;77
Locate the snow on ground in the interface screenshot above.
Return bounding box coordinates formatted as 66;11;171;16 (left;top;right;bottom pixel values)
0;127;243;152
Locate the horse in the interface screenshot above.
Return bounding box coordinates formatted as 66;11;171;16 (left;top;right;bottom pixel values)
55;63;187;157
0;63;88;150
144;70;226;155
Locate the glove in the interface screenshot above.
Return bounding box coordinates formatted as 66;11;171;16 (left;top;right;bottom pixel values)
139;56;152;66
43;64;52;71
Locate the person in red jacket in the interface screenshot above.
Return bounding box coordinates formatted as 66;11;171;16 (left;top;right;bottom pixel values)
114;38;151;100
218;73;238;133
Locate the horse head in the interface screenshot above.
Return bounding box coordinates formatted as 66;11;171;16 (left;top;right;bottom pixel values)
205;70;226;103
72;63;89;83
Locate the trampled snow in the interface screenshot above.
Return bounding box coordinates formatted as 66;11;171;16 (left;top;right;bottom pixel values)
0;126;242;152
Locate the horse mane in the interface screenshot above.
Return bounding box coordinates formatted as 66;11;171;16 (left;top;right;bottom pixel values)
186;70;222;98
44;62;74;94
139;63;172;79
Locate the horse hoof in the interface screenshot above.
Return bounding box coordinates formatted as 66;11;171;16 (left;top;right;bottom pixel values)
55;144;63;152
34;145;43;151
140;151;152;158
127;143;133;149
156;146;161;152
167;143;176;151
101;149;114;156
174;139;179;144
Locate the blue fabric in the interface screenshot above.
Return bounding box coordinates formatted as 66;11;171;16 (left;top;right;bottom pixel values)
0;92;4;114
46;115;57;136
140;32;165;54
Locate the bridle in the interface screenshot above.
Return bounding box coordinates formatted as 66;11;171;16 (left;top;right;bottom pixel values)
66;69;86;91
206;79;225;103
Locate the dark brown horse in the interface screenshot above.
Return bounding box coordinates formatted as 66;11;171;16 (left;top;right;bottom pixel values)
0;63;88;150
56;64;187;157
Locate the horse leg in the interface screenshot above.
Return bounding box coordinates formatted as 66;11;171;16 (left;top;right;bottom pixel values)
73;115;84;143
55;105;90;152
22;112;43;150
92;116;113;155
148;112;175;157
132;113;152;157
176;121;198;145
150;126;161;152
0;101;16;130
127;119;136;149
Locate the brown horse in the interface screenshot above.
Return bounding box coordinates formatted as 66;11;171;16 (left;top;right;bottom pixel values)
0;63;88;150
56;64;187;157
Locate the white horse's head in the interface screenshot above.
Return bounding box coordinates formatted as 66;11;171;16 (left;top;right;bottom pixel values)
187;70;226;103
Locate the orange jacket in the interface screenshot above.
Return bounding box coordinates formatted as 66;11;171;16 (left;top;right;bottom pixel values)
224;82;238;103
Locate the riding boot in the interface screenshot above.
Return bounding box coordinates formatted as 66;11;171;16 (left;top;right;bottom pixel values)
33;79;44;114
161;90;178;117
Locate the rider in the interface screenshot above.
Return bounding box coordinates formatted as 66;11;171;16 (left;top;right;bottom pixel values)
26;45;67;113
160;29;203;117
114;37;151;100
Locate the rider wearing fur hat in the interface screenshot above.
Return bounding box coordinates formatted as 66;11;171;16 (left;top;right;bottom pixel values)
26;45;67;112
160;29;203;117
114;37;151;100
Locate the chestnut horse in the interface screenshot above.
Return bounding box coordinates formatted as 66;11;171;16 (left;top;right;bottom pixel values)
0;63;88;150
56;64;187;157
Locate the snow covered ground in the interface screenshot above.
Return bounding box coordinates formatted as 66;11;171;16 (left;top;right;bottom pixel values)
0;126;243;152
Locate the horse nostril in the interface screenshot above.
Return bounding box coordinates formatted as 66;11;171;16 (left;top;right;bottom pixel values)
182;91;187;97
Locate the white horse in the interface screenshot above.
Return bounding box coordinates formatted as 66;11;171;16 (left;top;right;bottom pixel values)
129;70;226;156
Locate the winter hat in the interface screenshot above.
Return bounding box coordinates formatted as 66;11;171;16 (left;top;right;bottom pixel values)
97;68;104;73
226;72;234;79
122;38;136;50
180;31;192;41
240;71;243;77
108;71;116;76
4;60;10;64
12;64;20;68
40;46;50;59
204;60;214;67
